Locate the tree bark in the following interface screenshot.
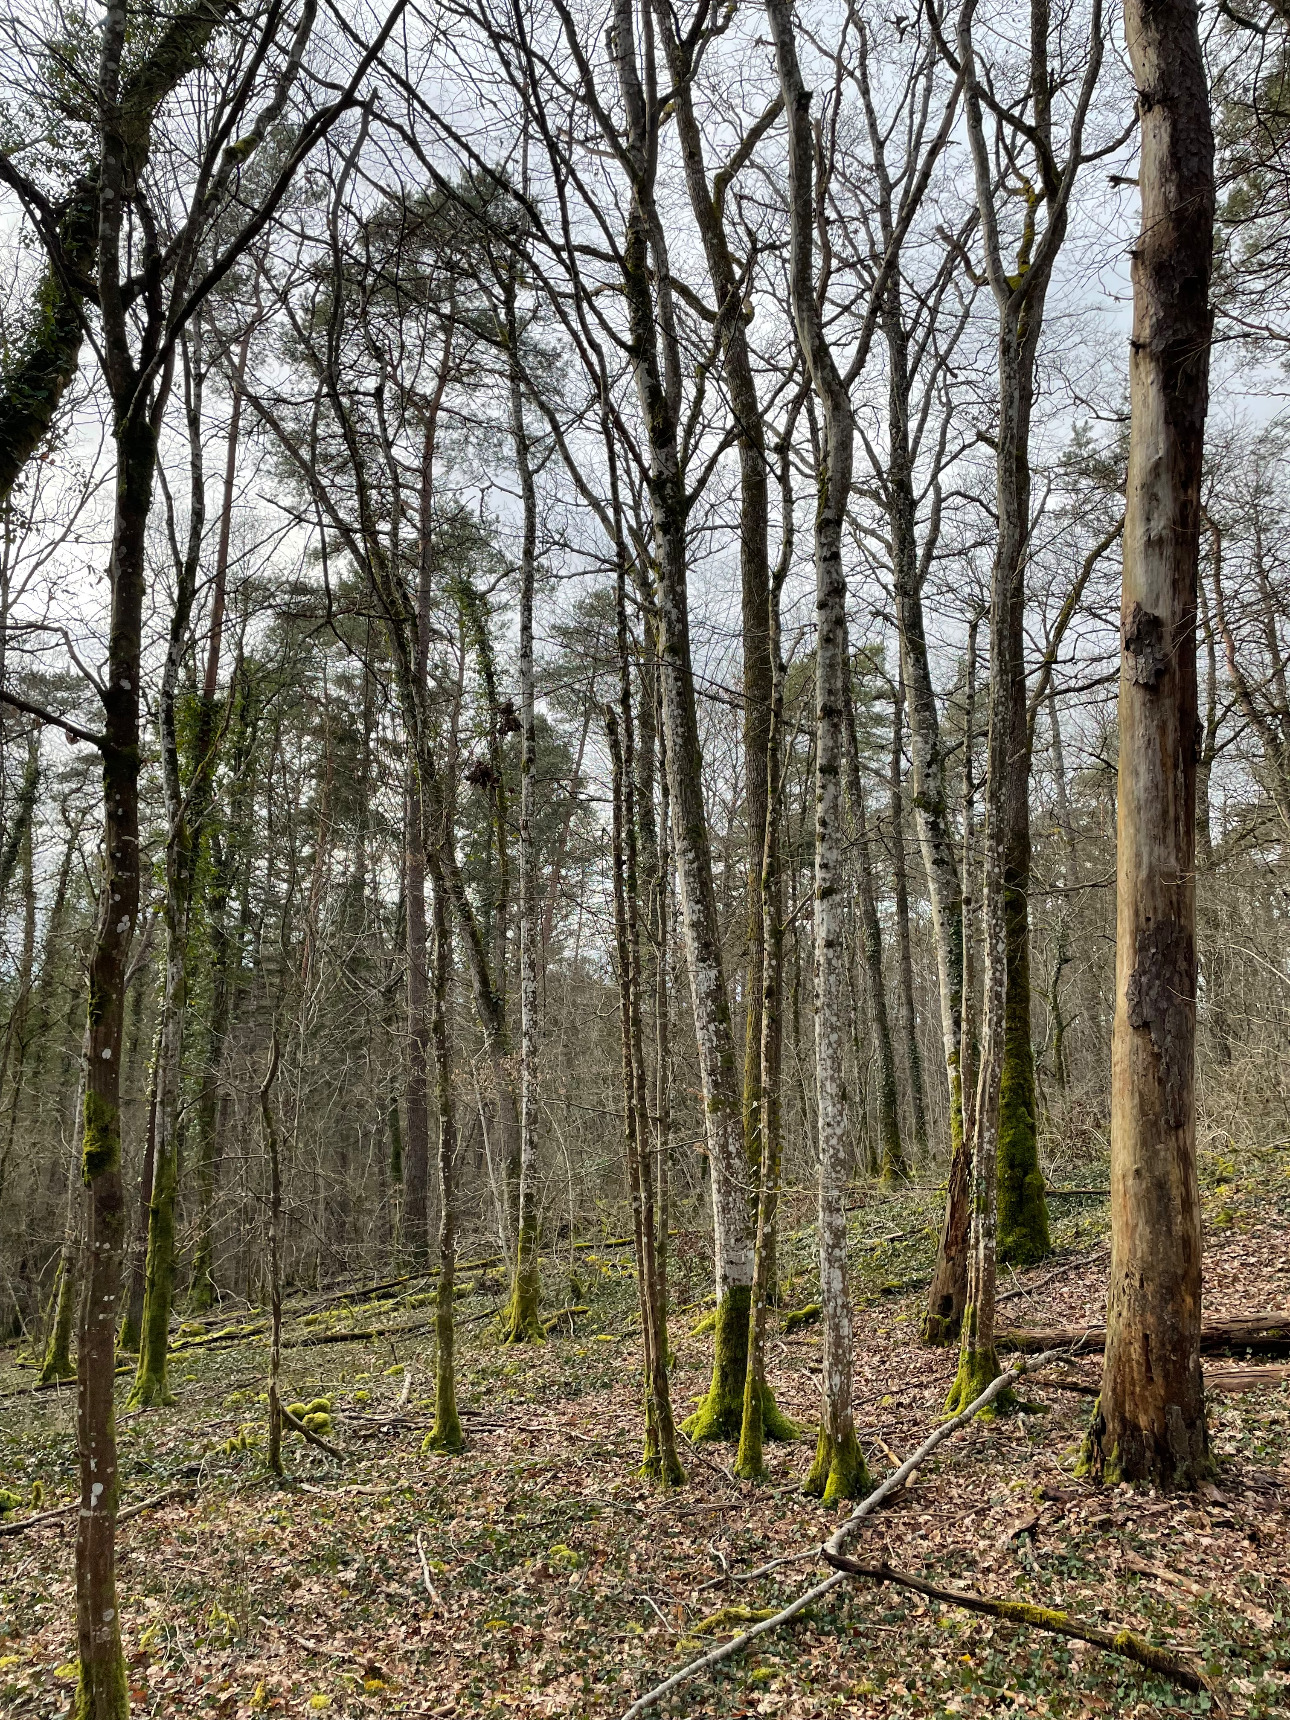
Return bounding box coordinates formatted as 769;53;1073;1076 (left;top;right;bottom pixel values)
1091;0;1214;1490
844;675;905;1181
765;0;871;1503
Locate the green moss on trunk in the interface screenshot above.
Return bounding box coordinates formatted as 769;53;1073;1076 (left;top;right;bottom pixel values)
424;1270;465;1453
996;882;1050;1267
128;1143;177;1409
803;1423;872;1504
922;1055;968;1346
39;1256;76;1383
944;1333;1014;1419
683;1285;796;1444
499;1229;544;1346
72;1647;129;1720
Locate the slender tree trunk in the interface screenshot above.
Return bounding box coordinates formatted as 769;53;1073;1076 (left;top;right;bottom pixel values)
1091;0;1214;1490
844;674;904;1181
766;0;871;1503
425;871;464;1451
608;2;756;1441
502;286;543;1344
263;1034;284;1478
117;1035;158;1354
41;1112;83;1384
888;680;928;1156
403;778;432;1262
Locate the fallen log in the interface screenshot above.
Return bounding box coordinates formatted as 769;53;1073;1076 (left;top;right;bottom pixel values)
998;1313;1290;1356
820;1551;1208;1694
0;1484;191;1538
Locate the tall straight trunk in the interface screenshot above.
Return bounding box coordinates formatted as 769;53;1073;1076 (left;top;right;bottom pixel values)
190;327;249;1309
607;0;756;1442
131;332;208;1410
425;872;464;1451
41;1110;83;1385
735;468;791;1483
766;0;871;1504
76;311;155;1720
888;679;928;1155
844;674;904;1180
960;618;983;1116
657;12;778;1202
884;295;969;1340
1090;0;1214;1490
403;778;432;1261
117;1036;158;1353
501;283;543;1344
263;1035;285;1478
944;578;1010;1412
608;700;683;1484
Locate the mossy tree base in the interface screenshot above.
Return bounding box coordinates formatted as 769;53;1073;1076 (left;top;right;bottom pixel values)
640;1443;686;1487
126;1370;174;1411
944;1344;1014;1419
920;1307;961;1348
1076;1395;1214;1491
72;1651;129;1720
803;1424;872;1504
682;1286;799;1444
115;1315;140;1355
499;1288;544;1345
422;1422;466;1455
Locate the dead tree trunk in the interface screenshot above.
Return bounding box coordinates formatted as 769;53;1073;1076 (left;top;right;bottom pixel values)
1090;0;1214;1491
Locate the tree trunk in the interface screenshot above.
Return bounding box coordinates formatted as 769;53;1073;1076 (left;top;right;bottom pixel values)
766;0;871;1503
888;680;928;1157
425;872;464;1451
607;0;756;1442
403;778;432;1262
844;674;905;1181
1091;0;1214;1490
501;284;543;1344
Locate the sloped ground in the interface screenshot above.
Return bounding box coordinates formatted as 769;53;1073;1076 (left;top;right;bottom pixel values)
1;1141;1286;1719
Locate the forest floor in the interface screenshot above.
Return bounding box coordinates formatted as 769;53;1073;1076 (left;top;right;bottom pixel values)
2;1139;1288;1720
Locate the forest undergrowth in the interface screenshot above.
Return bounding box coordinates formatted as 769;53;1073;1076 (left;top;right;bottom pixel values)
2;1140;1287;1720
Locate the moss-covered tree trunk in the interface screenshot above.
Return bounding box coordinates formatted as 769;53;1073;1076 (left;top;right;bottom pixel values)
1092;0;1213;1491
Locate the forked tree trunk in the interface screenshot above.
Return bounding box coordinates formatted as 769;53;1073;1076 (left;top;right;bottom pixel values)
766;0;871;1504
1090;0;1214;1491
608;0;756;1443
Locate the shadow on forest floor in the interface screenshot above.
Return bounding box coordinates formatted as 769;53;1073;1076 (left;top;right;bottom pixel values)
1;1139;1288;1718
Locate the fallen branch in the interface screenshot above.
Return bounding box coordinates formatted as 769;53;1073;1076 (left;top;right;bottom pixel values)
620;1348;1068;1720
820;1551;1208;1694
998;1312;1290;1355
0;1484;191;1538
282;1404;345;1460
